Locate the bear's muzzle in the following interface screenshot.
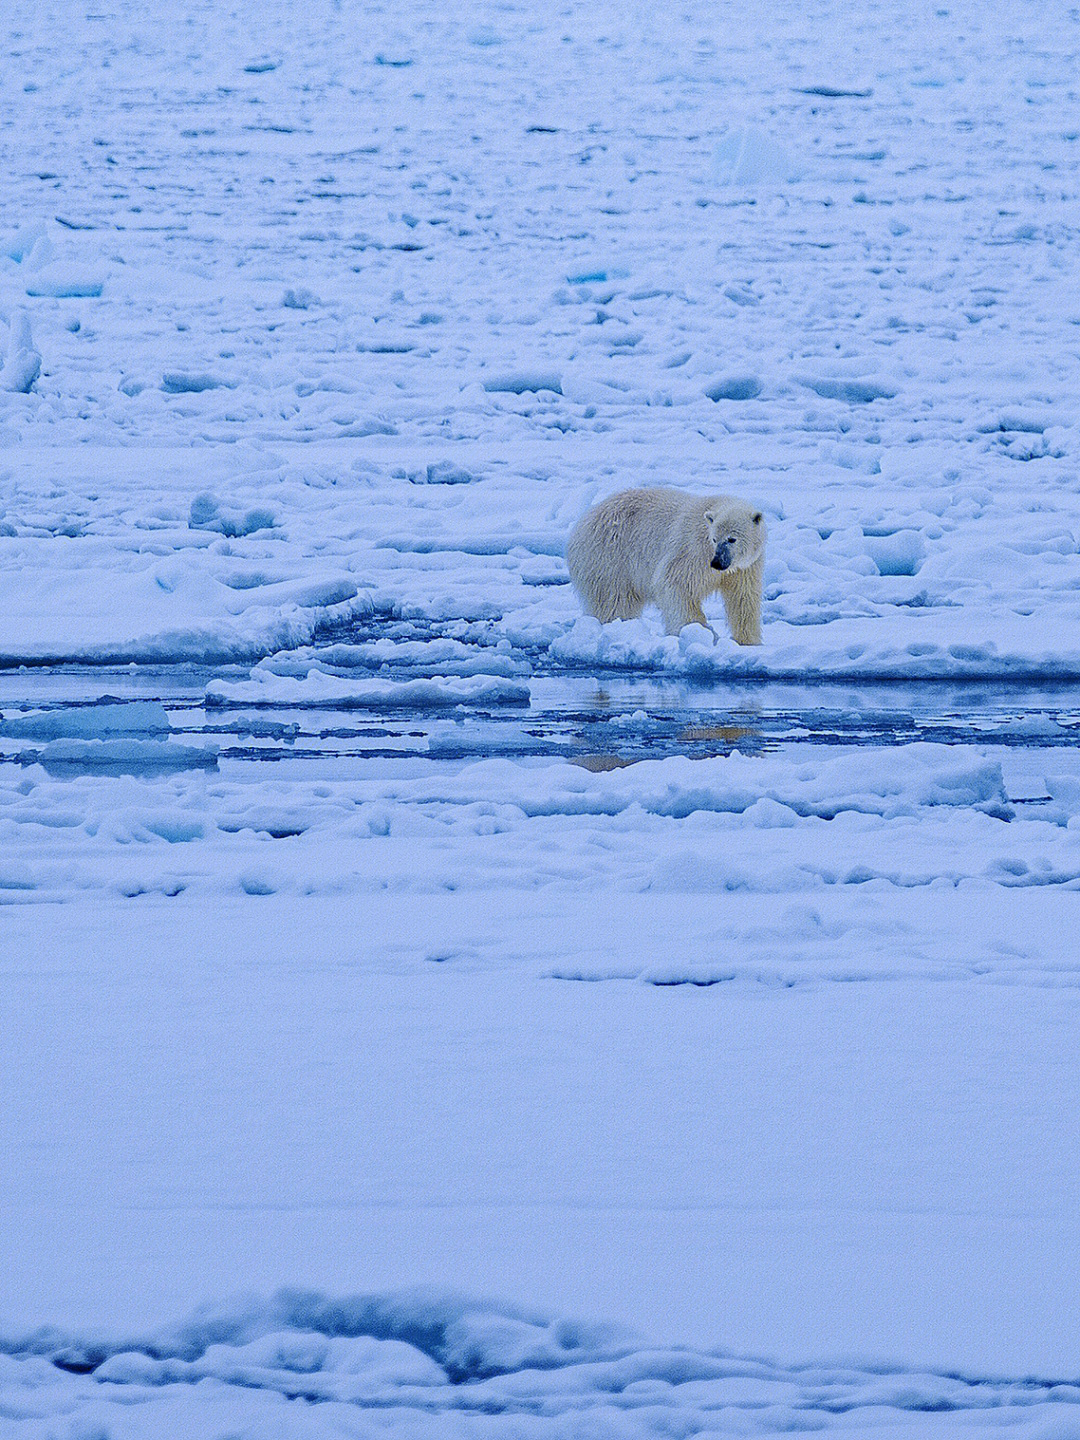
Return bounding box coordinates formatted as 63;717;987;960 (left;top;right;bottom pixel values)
710;541;733;571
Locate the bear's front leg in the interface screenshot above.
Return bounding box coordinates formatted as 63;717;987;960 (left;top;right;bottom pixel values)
720;560;763;645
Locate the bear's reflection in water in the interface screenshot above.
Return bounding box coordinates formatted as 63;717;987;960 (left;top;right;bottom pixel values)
679;725;756;744
571;754;638;773
571;723;759;772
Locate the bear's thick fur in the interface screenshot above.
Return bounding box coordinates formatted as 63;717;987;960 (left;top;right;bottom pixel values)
566;488;766;644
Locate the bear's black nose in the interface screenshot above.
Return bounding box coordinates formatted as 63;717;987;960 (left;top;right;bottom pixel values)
711;541;733;571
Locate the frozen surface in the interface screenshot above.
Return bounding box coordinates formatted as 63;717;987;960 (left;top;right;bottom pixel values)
205;669;531;708
5;0;1080;1435
2;0;1080;674
5;890;1080;1440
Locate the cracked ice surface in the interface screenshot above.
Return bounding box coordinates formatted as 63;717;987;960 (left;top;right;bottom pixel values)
1;0;1080;671
5;2;1080;1435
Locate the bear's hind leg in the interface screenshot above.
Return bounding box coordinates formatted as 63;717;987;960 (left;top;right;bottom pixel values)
658;593;717;639
582;587;643;624
614;590;645;621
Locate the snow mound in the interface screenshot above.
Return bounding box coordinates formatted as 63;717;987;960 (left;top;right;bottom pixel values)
259;638;528;679
205;670;531;708
0;310;41;393
4;1288;639;1383
163;371;231;394
482;371;563;395
189;492;276;536
24;263;104;297
366;744;1010;821
418;460;482;484
2;222;49;264
705;374;762;401
549;617;1080;681
2;1288;1077;1436
866;529;926;577
801;375;897;404
715;127;798;185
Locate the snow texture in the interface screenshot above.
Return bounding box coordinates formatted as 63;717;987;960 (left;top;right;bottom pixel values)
1;0;1080;675
205;670;531;708
6;1287;1080;1439
5;0;1080;1435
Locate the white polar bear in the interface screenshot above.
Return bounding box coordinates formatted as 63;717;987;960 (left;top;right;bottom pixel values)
566;488;767;644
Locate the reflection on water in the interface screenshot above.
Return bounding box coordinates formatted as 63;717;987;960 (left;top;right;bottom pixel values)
3;662;1080;778
680;725;757;744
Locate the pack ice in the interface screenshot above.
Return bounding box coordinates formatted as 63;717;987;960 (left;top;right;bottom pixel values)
4;0;1080;1436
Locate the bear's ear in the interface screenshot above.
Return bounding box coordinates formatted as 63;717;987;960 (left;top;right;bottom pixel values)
703;510;715;525
752;512;762;524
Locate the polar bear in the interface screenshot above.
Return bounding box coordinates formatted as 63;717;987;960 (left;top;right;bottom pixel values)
566;488;766;644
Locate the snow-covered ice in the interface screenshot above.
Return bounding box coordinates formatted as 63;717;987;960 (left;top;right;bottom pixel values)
8;1286;1080;1440
3;0;1080;675
5;0;1080;1434
205;669;530;708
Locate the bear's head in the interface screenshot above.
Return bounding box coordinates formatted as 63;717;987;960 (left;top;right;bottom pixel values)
704;501;767;572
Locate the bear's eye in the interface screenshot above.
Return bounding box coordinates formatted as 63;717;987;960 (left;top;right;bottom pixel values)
704;511;715;525
752;513;762;524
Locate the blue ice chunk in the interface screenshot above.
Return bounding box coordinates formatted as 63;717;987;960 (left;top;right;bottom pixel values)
705;376;762;402
803;378;896;404
483;372;562;395
162;372;228;393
